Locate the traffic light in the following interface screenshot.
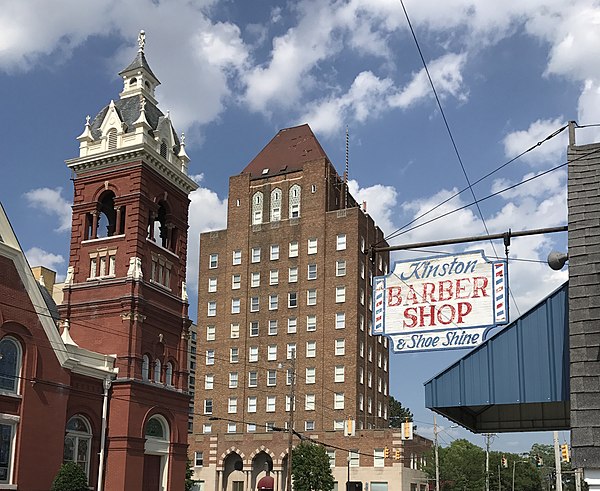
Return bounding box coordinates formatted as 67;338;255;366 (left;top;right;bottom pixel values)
535;455;543;467
384;446;390;458
394;449;401;460
561;444;570;463
501;456;508;468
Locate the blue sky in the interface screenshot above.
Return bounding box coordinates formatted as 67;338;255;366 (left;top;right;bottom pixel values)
1;0;594;453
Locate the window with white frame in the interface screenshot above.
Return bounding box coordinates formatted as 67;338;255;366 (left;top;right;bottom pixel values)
227;423;237;433
286;369;294;386
334;392;345;410
267;370;277;386
378;352;382;368
63;415;92;480
368;396;372;414
288;292;297;308
206;349;215;365
285;395;295;412
384;356;388;371
288;267;298;283
374;449;385;468
336;312;345;329
266;396;276;412
327;450;335;468
360;288;365;305
202;423;212;434
305;394;316;411
287;343;296;359
378;401;382;417
208;277;217;292
334;365;345;383
250;297;259;312
271;188;282;222
270;269;279;285
251;271;260;287
307;238;317;255
270;244;280;260
307;264;317;280
251;247;261;263
206;325;216;341
384;381;388;395
231;274;241;290
287;318;297;334
247;423;256;433
306;315;316;332
230;323;240;339
368;371;372;387
248;371;258;387
247;396;257;413
252;192;263;224
207;301;216;317
306;341;316;358
249;346;259;363
209;253;218;269
359;393;364;410
0;337;22;394
230;347;239;363
305;367;316;384
360;341;364;358
368;345;372;362
307;289;317;306
334;420;344;431
204;399;213;414
228;397;238;413
142;355;150;381
359;314;364;331
335;286;346;303
289;241;298;257
250;321;259;337
360;237;365;253
360;261;365;279
336;260;346;276
305;420;315;431
229;372;238;388
289;185;301;218
232;250;241;265
359;367;364;384
349;450;360;467
194;451;204;467
268;345;277;361
336;234;346;250
231;298;240;314
269;294;278;310
268;320;278;335
335;339;345;355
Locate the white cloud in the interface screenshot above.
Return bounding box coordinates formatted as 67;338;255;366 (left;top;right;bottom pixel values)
24;187;71;232
502;118;567;166
347;179;398;234
25;247;65;270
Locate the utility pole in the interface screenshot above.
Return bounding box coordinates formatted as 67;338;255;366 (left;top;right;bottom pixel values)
498;464;501;491
485;434;494;491
554;431;563;491
512;461;516;491
286;349;296;491
434;415;440;491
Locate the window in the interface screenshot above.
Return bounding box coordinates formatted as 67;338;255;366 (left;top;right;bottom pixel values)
202;423;212;434
368;396;372;413
206;325;215;341
360;341;364;358
209;253;218;269
247;396;257;413
205;374;214;389
250;297;259;312
306;341;316;358
231;298;241;314
204;399;213;414
361;261;365;279
307;263;317;280
368;371;372;388
63;416;92;479
289;185;301;218
289;241;298;257
334;365;345;383
307;238;317;255
334;393;345;410
359;367;364;384
194;451;204;467
335;286;346;303
374;449;385;468
142;354;150;381
250;321;259;337
288;292;297;308
206;350;215;365
207;301;216;317
251;247;261;263
285;396;294;412
305;420;315;431
252;192;263;224
271;188;282;222
231;274;241;290
227;423;237;434
230;347;239;363
287;318;297;334
360;288;365;305
269;294;278;310
361;237;366;253
307;289;317;306
268;345;277;361
247;423;256;433
305;367;316;384
208;277;217;292
305;394;316;411
334;420;344;431
248;371;258;387
249;346;259;362
360;315;364;331
229;372;238;388
270;270;279;285
228;397;238;414
287;343;296;359
251;272;260;287
230;323;240;339
306;315;316;332
336;260;346;276
349;450;360;467
336;312;345;329
286;369;294;386
270;244;280;260
327;450;336;468
336;234;346;250
232;250;241;265
288;267;298;283
368;345;373;362
266;396;276;412
335;339;345;355
359;394;364;411
268;320;278;335
267;370;277;386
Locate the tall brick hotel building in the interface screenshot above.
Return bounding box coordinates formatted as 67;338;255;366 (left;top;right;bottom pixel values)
190;125;430;491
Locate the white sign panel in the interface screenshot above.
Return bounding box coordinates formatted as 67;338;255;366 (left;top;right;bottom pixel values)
372;250;507;353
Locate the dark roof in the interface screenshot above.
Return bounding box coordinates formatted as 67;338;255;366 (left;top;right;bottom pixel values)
242;124;329;178
118;50;160;83
37;282;60;324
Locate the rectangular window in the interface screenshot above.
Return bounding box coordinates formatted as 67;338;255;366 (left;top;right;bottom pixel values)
227;423;237;434
305;420;315;431
360;288;365;305
268;320;278;335
270;269;279;285
266;396;276;412
251;247;261;263
249;346;259;363
334;420;344;431
204;399;213;414
361;261;365;279
288;267;298;283
194;451;204;467
336;260;346;276
359;367;364;384
231;274;241;290
359;394;364;411
205;374;214;389
305;367;316;384
270;244;280;260
336;312;345;329
206;350;215;365
250;296;259;312
286;369;294;386
206;325;215;341
360;314;364;331
251;271;260;287
230;323;240;339
229;372;238;388
232;250;241;265
287;317;297;334
208;277;217;292
267;370;277;386
334;365;345;383
247;423;256;433
202;423;212;434
360;341;364;358
269;294;278;310
307;289;317;306
334;392;345;410
306;315;316;332
374;449;385;468
336;234;346;250
335;339;345;355
288;292;297;308
231;298;240;314
306;340;316;358
327;450;335;468
307;263;317;280
267;345;277;361
247;396;257;413
361;237;365;253
307;238;317;255
289;241;298;257
248;371;258;387
305;394;316;411
89;257;97;278
335;286;346;303
207;301;216;317
230;347;239;363
349;450;359;467
250;321;259;337
209;253;218;269
228;397;238;413
287;343;296;359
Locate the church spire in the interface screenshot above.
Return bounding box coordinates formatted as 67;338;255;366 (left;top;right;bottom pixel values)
118;30;160;104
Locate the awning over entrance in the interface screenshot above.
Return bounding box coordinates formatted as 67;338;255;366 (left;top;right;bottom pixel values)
425;282;569;433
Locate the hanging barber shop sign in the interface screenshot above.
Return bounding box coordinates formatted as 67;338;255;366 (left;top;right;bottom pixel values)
372;250;507;353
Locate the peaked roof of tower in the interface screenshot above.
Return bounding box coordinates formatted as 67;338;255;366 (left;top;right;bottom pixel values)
242;124;330;178
118;50;160;83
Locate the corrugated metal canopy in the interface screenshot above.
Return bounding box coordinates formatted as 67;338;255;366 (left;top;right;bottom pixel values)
425;282;569;433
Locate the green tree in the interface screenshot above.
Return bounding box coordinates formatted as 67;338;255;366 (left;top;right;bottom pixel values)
388;395;413;428
291;441;334;491
185;460;197;491
51;462;88;491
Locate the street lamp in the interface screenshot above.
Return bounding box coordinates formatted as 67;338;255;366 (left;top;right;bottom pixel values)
434;417;458;491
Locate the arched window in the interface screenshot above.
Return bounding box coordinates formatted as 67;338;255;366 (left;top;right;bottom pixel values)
107;129;118;150
64;415;92;480
97;191;117;238
165;362;173;387
0;337;22;394
289;185;301;218
160;141;168;158
144;415;170;489
252;192;263;225
142;355;150;381
154;359;162;384
149;201;175;251
270;188;281;222
129;77;137;86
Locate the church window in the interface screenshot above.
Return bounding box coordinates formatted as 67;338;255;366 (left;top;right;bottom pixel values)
270;188;281;222
289;185;301;218
97;191;117;238
107;129;117;150
0;337;22;394
129;77;137;86
154;359;162;384
165;362;173;387
252;192;263;225
0;420;16;484
149;201;176;252
64;415;92;480
142;355;150;381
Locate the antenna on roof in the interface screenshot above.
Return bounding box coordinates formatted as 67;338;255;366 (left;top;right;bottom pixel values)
344;125;349;209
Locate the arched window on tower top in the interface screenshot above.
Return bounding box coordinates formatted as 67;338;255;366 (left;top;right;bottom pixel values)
270;188;281;222
97;191;117;238
252;192;263;225
289;185;301;218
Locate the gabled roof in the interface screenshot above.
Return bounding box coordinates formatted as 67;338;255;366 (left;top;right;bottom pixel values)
118;50;160;83
242;124;330;178
425;282;569;432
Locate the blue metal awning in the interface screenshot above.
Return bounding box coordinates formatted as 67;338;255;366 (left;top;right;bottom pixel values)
425;282;569;432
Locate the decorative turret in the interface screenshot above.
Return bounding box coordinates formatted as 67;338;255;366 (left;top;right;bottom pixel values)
118;30;160;104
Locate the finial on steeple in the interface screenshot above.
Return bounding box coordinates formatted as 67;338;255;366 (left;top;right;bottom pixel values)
178;132;190;173
85;115;90;126
138;30;146;52
140;95;146;113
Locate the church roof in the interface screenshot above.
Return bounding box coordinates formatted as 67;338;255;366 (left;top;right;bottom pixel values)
118;50;160;83
242;124;330;179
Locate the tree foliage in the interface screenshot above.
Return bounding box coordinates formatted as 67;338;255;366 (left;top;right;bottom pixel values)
185;459;197;491
388;395;413;428
51;462;88;491
291;441;335;491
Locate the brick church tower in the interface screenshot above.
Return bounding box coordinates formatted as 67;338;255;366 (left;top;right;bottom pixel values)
59;31;198;490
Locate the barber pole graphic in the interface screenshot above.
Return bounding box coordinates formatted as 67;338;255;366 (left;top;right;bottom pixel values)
373;278;386;334
493;262;507;323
